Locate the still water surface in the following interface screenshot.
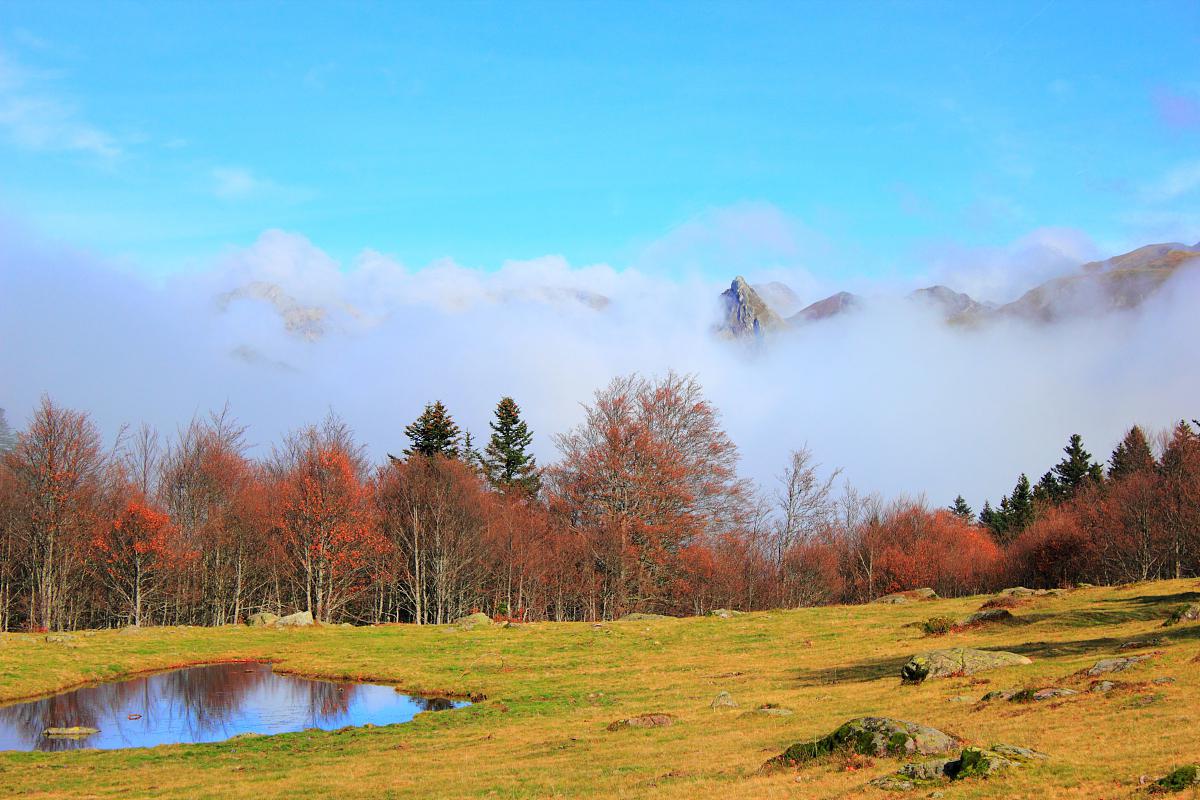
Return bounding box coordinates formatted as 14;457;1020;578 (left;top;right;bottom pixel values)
0;662;468;751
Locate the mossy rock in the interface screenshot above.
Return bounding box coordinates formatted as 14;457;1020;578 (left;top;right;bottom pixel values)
453;612;494;630
1162;604;1200;627
707;608;743;619
768;717;956;767
1086;654;1154;675
1153;765;1200;792
248;611;279;627
901;648;1032;683
618;612;674;621
959;608;1015;626
871;744;1047;790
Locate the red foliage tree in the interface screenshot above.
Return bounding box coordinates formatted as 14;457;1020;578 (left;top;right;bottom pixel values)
91;496;179;626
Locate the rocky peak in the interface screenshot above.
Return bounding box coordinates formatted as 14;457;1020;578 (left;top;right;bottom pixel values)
718;276;785;339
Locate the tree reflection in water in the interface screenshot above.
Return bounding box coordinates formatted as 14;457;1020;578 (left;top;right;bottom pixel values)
0;663;467;751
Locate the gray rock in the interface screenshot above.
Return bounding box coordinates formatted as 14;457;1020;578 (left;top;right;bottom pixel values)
276;610;314;627
743;705;794;718
1162;603;1200;627
43;634;76;644
453;612;493;630
618;612;674;621
248;611;280;627
901;648;1032;682
707;608;742;619
1031;687;1078;701
1089;680;1116;693
958;608;1014;626
1086;654;1153;676
709;691;738;710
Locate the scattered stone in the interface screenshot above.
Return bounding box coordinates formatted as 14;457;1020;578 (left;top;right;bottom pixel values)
1153;677;1177;685
875;588;939;604
43;727;99;738
707;608;742;619
607;713;675;731
248;612;280;627
901;648;1032;683
1162;604;1200;627
618;612;674;621
980;689;1015;702
1029;687;1078;701
1089;680;1116;694
453;612;494;630
43;634;76;645
959;609;1014;626
1086;654;1155;676
275;610;314;627
709;691;738;710
997;587;1037;598
767;717;956;768
1153;765;1200;792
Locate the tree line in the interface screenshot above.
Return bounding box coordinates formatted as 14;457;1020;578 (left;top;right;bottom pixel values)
0;377;1196;631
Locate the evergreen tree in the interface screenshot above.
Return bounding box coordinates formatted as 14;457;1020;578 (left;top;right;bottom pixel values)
1108;425;1156;480
1046;433;1104;502
483;396;540;496
979;499;998;534
990;474;1034;544
1033;470;1059;505
949;495;974;522
403;401;461;458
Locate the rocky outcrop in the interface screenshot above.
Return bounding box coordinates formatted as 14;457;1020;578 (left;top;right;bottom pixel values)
248;611;280;627
959;608;1014;626
606;713;675;731
707;608;742;619
869;744;1048;791
276;610;314;627
767;717;956;768
909;285;989;319
901;648;1031;682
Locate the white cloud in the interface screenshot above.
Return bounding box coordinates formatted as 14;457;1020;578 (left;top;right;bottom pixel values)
0;50;120;159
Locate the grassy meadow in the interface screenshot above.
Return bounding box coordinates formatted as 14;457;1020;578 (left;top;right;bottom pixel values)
1;580;1199;798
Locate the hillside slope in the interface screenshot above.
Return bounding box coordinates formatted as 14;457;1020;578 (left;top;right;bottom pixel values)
1;580;1198;798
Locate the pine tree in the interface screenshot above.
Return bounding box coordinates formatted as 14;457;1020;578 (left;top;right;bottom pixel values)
1047;433;1104;502
483;397;540;496
949;495;974;522
403;401;461;458
1033;470;1059;505
991;474;1035;544
1108;425;1156;480
460;430;485;474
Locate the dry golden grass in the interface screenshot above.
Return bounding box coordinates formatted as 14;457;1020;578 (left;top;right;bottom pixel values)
1;580;1199;798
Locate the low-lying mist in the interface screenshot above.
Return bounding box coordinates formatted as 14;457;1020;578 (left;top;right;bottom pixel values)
2;219;1198;510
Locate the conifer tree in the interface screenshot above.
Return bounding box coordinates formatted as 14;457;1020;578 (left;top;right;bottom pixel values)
403;401;461;458
0;408;14;454
460;430;485;474
950;495;974;522
1006;473;1036;534
1108;425;1156;480
1048;433;1104;501
483;396;540;496
979;499;998;534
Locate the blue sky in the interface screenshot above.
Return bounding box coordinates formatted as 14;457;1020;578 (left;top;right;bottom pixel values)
1;1;1199;280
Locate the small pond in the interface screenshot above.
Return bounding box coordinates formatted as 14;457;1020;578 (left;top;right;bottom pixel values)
0;662;469;751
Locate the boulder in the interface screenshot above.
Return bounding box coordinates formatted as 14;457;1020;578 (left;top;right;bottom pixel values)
275;610;314;627
43;634;76;645
1008;687;1077;702
1086;654;1154;676
874;588;939;604
1154;765;1200;792
901;648;1032;683
1162;603;1200;627
709;691;738;710
618;612;674;621
453;612;494;630
959;609;1014;626
707;608;742;619
767;717;956;767
606;713;675;731
43;727;99;738
997;586;1037;598
1089;680;1116;694
248;611;280;627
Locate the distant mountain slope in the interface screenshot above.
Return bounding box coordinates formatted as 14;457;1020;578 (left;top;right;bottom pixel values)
717;240;1200;339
